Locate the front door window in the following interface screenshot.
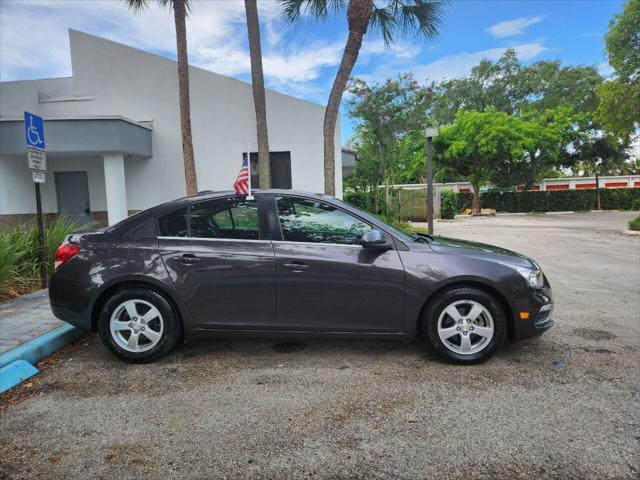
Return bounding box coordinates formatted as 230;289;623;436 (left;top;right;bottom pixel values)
276;197;372;245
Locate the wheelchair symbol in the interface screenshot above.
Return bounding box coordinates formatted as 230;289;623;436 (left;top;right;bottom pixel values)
27;116;44;147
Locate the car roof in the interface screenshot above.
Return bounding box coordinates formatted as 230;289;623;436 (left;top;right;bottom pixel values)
105;189;337;234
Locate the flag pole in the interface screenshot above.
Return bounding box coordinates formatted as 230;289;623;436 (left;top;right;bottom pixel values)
246;142;253;200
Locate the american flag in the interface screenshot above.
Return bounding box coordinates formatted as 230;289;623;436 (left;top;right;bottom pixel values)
233;152;250;195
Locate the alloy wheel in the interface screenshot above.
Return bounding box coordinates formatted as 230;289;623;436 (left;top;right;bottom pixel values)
109;299;164;353
437;300;494;355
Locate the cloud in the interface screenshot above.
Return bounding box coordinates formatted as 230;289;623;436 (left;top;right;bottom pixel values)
0;0;341;96
486;16;543;38
360;42;547;83
360;39;420;61
264;41;344;84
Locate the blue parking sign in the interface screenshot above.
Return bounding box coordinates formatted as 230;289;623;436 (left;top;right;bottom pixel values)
24;112;45;150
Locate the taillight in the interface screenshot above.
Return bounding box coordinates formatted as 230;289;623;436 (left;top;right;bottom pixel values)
54;244;80;270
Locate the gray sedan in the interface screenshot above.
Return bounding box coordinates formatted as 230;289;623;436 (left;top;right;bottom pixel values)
49;190;554;364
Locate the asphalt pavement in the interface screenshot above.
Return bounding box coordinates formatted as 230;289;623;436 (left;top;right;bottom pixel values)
1;211;638;479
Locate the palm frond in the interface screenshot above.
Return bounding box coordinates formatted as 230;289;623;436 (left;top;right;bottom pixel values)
279;0;345;23
370;5;397;45
122;0;150;13
122;0;192;16
372;0;445;44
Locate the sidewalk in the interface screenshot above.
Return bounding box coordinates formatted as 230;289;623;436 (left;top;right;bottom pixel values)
0;289;84;393
0;289;63;354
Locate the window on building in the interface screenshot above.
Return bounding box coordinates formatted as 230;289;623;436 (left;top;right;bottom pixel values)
250;151;292;189
276;197;371;245
189;197;259;240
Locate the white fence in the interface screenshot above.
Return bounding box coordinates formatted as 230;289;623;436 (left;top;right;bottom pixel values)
393;175;640;193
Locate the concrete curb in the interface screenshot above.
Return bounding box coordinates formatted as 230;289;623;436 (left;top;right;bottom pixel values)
0;324;83;393
622;229;640;236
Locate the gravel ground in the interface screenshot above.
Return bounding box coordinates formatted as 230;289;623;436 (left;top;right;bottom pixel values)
1;211;638;479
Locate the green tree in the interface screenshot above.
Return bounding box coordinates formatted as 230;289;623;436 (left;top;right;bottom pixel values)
604;0;640;81
596;0;640;139
123;0;198;195
347;74;433;213
491;107;581;188
435;108;574;213
279;0;445;195
244;0;271;188
432;50;603;125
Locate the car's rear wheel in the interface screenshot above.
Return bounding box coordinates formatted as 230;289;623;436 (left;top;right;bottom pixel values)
421;286;507;364
98;288;181;363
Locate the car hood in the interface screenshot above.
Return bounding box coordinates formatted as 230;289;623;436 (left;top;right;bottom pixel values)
426;236;536;269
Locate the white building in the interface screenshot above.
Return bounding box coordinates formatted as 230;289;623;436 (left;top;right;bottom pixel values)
0;30;342;227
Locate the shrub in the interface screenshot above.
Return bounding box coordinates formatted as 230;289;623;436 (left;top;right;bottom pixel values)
343;191;372;211
440;189;458;219
478;188;640;213
629;216;640;231
632;198;640;211
0;216;85;300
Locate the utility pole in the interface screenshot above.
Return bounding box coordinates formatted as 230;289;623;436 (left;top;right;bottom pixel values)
425;126;439;235
595;172;601;210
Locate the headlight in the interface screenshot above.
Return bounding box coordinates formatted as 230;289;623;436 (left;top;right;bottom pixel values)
516;266;544;288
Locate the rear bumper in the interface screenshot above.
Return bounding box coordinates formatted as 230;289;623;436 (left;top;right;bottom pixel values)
48;271;94;330
510;286;555;341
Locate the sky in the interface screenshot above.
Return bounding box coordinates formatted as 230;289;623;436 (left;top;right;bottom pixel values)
0;0;626;144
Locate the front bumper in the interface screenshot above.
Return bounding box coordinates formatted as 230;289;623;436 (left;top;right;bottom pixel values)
510;285;555;341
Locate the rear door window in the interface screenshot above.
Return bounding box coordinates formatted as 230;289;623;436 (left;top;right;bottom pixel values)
159;208;188;237
189;198;259;240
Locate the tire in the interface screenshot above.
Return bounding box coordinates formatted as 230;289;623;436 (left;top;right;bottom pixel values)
98;288;181;363
421;286;507;364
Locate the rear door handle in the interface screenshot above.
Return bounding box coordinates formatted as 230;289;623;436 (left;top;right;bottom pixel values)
174;253;200;264
283;261;309;272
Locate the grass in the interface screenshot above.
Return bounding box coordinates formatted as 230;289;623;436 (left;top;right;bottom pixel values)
629;216;640;231
0;216;86;301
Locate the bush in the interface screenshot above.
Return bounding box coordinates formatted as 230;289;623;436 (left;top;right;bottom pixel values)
343;191;372;211
478;188;640;213
629;216;640;231
632;198;640;211
0;216;84;301
440;189;458;219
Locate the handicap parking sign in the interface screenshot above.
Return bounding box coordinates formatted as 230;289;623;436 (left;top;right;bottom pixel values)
24;112;45;150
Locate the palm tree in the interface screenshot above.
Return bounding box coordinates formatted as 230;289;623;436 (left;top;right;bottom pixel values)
123;0;198;196
280;0;445;195
244;0;271;188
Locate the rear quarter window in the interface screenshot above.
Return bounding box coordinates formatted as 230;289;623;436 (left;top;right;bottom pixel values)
159;208;188;237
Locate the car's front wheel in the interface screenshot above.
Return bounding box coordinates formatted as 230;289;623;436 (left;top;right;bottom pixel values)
98;288;181;363
422;286;507;364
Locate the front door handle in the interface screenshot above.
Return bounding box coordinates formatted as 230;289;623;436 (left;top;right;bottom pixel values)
283;261;309;272
174;253;200;264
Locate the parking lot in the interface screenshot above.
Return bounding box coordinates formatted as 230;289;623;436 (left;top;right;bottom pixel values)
1;211;638;479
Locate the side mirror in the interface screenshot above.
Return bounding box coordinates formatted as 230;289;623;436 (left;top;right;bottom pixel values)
360;229;390;249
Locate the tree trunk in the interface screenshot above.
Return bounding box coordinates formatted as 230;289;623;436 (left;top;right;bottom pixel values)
323;0;373;195
471;181;481;214
244;0;271;189
173;0;197;196
384;177;390;216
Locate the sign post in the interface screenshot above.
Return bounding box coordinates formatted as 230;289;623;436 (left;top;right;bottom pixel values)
424;126;440;236
24;112;48;289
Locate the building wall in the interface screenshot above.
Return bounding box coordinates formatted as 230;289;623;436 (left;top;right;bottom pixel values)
0;154;106;215
67;30;341;208
0;30;341;218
